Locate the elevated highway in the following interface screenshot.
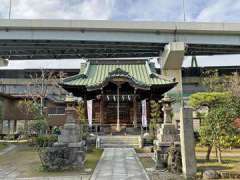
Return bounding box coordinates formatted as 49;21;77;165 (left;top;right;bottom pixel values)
0;19;240;59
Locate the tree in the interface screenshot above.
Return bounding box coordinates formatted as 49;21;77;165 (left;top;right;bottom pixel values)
201;70;226;92
17;99;48;136
189;92;230;110
226;72;240;97
75;100;87;140
149;100;162;138
17;99;35;135
0;100;3;134
196;70;240;162
29;102;48;135
27;69;66;115
200;102;237;163
189;92;231;161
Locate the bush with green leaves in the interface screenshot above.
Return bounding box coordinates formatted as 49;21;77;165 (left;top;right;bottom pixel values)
76;101;88;140
30;102;48;135
149;100;161;139
0;100;3;134
189;92;231;109
199;102;238;163
33;135;58;147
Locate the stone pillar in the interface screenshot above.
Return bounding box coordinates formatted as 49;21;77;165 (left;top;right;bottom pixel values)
180;107;196;179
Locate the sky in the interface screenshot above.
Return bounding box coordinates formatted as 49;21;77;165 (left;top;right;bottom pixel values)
0;0;240;69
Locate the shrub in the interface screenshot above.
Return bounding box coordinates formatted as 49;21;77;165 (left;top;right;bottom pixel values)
33;135;58;147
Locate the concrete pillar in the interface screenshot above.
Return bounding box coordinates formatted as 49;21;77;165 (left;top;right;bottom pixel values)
180;107;197;179
0;58;8;67
160;42;185;97
160;42;197;177
160;42;185;127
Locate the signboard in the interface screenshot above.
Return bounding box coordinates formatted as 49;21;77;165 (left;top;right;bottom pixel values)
141;99;147;127
87;100;93;127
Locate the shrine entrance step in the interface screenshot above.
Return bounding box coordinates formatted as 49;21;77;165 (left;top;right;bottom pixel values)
97;135;141;148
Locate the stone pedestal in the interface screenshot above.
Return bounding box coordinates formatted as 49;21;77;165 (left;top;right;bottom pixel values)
154;125;179;170
154;95;180;171
157;123;179;143
154;142;170;169
42;94;86;170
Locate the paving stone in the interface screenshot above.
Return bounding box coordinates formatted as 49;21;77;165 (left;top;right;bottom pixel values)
90;148;149;180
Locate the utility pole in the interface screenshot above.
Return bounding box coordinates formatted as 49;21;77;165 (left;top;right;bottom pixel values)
182;0;186;22
8;0;12;20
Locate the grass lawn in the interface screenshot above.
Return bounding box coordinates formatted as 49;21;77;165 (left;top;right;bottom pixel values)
196;145;240;172
0;143;7;151
84;147;103;170
197;156;240;171
139;157;155;169
196;145;240;153
137;145;240;176
0;145;103;178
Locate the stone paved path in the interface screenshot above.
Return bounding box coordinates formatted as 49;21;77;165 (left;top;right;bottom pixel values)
90;148;149;180
0;144;16;156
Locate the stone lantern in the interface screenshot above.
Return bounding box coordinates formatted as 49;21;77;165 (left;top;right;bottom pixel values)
58;93;80;143
154;94;179;170
161;94;175;124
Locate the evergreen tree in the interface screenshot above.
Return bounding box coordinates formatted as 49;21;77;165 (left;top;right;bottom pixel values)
0;100;3;134
149;100;162;138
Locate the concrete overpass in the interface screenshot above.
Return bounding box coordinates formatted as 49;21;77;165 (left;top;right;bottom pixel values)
1;19;240;60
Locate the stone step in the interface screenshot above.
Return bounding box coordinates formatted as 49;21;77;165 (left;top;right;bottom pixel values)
100;139;139;144
98;135;140;148
102;144;140;148
101;141;139;145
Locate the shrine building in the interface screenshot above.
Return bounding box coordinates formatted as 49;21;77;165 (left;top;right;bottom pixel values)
60;58;177;131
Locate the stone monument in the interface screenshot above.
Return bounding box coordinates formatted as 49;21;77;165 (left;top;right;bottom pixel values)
154;94;180;170
180;107;196;178
40;93;85;170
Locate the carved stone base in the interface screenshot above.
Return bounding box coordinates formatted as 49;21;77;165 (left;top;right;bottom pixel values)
157;123;179;143
40;142;86;170
154;142;170;169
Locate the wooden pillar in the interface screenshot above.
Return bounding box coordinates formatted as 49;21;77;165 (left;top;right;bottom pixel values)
133;95;137;128
7;120;10;134
14;120;17;133
116;85;120;131
100;97;104;124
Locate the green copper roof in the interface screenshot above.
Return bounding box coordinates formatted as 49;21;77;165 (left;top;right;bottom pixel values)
62;60;176;90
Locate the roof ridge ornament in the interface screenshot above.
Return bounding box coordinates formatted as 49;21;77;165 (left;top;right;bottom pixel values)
108;67;129;76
